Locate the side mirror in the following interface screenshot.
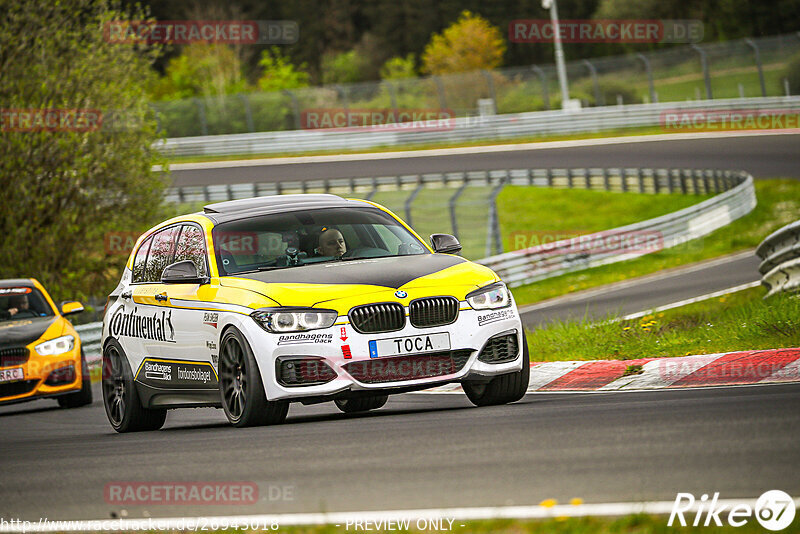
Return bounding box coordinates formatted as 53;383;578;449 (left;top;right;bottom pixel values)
430;234;462;254
161;260;207;284
60;301;84;316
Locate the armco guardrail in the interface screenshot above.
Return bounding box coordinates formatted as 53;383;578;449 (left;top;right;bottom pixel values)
756;219;800;297
157;96;800;157
481;170;756;287
75;323;102;365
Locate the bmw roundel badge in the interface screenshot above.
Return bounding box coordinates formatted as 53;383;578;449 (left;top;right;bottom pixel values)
395;290;408;298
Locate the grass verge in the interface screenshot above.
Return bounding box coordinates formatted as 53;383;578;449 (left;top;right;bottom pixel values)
509;179;799;307
525;286;800;362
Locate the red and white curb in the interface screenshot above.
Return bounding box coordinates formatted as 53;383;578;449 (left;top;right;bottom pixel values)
425;348;800;393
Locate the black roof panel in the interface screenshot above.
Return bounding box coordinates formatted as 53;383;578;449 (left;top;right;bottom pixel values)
202;194;372;224
0;279;35;288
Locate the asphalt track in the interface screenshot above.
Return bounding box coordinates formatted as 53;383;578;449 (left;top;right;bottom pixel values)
0;382;798;521
169;133;800;186
519;250;761;327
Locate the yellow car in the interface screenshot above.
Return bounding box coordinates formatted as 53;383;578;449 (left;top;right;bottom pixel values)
0;278;92;408
101;194;528;432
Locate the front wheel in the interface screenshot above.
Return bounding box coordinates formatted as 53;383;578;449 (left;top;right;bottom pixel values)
101;340;166;432
463;339;530;407
58;350;93;408
218;328;288;427
334;395;388;413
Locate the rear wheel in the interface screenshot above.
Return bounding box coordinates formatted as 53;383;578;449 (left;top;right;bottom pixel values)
219;328;288;427
334;395;389;413
57;350;93;408
101;340;166;432
464;339;530;407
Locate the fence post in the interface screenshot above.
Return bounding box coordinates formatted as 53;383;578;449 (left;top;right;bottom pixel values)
237;93;255;132
486;176;508;256
531;65;550;110
433;76;448;110
744;38;767;97
481;70;498;114
449;179;468;239
636;53;657;103
385;81;400;119
691;44;713;99
194;98;208;136
546;168;553;187
582;59;603;106
283;90;302;130
404;177;424;227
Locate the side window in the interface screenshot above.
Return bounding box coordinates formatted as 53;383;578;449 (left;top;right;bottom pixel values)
132;236;153;283
174;224;208;277
145;227;178;282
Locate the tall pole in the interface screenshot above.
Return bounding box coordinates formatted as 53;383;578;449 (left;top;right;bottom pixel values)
543;0;570;108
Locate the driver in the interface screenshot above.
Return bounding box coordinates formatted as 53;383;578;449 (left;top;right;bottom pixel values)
316;227;347;257
4;294;29;317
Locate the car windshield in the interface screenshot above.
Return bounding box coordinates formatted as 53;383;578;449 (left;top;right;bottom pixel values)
211;207;428;275
0;287;54;322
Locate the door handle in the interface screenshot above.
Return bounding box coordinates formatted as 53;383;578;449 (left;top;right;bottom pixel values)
155;293;168;302
121;291;132;300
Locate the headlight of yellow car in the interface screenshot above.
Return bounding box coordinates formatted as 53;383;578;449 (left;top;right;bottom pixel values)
466;282;511;310
35;335;75;356
251;308;338;333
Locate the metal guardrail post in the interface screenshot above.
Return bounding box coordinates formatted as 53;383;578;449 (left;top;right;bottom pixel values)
583;168;591;189
637;168;644;193
636;53;657;103
237;93;255;132
546;168;553;187
194;98;208;136
433;76;448;110
404;177;424;227
283;90;302;130
745;38;767;97
582;59;602;106
691;44;713;99
567;168;574;188
531;65;549;110
449;180;468;240
366;177;378;201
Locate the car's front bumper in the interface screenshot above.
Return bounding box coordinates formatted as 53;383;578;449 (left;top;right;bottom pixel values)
0;345;85;405
245;304;525;401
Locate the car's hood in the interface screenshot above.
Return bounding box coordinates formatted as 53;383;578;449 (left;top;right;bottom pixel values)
0;316;61;348
220;254;499;311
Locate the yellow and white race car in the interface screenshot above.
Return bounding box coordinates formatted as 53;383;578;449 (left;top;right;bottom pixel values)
0;278;92;408
101;194;528;432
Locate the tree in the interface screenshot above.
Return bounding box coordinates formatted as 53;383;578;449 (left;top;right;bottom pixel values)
380;54;418;80
0;0;168;301
421;10;506;75
321;49;369;84
257;47;310;92
149;43;247;101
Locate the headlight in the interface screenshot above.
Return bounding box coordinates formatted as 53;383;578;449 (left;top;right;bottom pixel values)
251;308;338;333
466;282;511;310
35;335;75;356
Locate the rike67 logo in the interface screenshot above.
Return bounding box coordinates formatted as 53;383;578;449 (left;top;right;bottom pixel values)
669;490;795;531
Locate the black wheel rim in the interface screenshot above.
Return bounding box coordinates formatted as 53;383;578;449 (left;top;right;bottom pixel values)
102;346;126;425
220;336;247;419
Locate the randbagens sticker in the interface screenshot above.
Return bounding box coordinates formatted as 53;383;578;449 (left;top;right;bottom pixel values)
0;287;32;295
477;309;516;326
277;333;333;345
135;358;218;389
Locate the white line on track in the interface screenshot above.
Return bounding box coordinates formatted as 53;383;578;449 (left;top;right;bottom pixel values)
6;498;800;531
156;130;800;171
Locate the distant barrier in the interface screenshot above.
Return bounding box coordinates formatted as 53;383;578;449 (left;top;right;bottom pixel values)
756;219;800;297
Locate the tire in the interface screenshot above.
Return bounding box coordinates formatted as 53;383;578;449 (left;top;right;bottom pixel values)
334;395;389;413
58;350;93;408
463;338;530;407
101;339;167;432
219;327;288;427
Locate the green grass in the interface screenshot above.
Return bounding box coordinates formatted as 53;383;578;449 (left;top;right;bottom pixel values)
525;286;800;362
509;179;800;307
645;63;789;102
177;514;789;533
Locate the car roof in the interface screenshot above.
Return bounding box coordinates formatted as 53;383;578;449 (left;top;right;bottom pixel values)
0;279;35;289
202;194;373;224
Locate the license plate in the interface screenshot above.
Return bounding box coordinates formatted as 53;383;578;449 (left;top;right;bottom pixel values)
0;367;24;383
369;333;450;358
